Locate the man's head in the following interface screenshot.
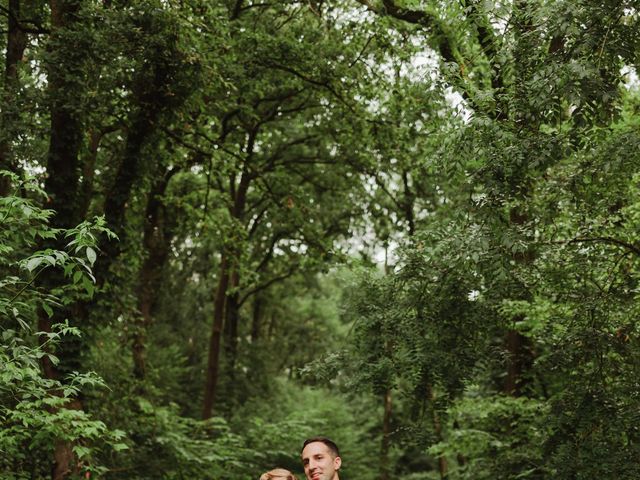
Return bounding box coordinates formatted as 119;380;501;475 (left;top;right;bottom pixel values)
301;437;341;480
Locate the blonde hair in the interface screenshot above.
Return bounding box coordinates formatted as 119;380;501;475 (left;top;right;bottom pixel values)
259;468;298;480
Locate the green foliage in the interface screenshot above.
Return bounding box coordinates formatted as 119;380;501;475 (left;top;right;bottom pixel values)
337;2;640;477
0;175;124;478
430;392;550;479
0;323;127;479
3;1;640;479
103;399;251;480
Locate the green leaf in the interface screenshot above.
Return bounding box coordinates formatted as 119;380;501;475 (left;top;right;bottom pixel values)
82;276;95;297
26;257;42;272
73;445;91;459
86;247;97;266
42;303;54;318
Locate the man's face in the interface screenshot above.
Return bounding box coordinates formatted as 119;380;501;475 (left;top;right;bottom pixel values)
302;442;341;480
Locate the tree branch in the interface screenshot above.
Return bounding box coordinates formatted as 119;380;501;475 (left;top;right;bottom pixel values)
353;1;488;113
162;127;213;158
564;236;640;257
238;264;299;307
0;6;50;34
263;61;355;111
466;0;503;93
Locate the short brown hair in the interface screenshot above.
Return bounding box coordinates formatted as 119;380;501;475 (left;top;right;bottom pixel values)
259;468;298;480
301;436;340;457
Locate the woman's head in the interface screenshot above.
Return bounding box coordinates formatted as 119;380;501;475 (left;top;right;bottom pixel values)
260;468;298;480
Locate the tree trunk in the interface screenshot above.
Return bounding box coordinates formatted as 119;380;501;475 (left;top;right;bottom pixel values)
203;255;230;419
267;311;276;339
379;248;392;480
51;398;82;480
52;439;74;480
0;0;29;195
94;12;187;284
224;269;240;385
75;129;102;219
379;388;392;480
132;167;175;379
79;25;189;387
41;1;86;478
97;119;153;281
504;329;533;396
499;2;537;399
427;384;448;480
45;0;84;227
251;295;263;342
203;169;251;418
503;208;535;397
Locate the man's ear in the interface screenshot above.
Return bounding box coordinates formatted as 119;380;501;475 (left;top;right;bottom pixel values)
334;456;342;470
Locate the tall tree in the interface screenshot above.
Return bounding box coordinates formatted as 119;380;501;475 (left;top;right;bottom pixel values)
39;1;92;477
193;1;371;418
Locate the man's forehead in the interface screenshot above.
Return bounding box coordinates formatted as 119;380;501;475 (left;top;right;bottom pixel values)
302;441;332;457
